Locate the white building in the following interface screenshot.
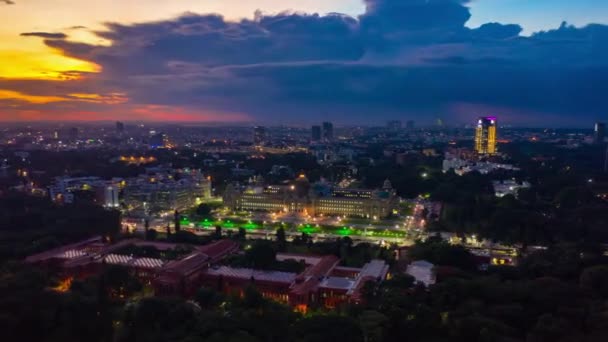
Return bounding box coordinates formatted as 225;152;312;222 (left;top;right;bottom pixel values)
406;260;436;287
48;176;120;208
493;180;531;198
443;156;519;176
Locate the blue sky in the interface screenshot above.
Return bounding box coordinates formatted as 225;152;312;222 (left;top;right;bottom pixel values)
467;0;608;34
1;0;607;126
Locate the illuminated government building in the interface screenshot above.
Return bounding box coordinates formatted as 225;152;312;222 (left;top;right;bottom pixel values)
475;116;497;155
223;175;397;218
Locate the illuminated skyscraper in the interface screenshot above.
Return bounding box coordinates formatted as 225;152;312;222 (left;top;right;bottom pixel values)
475;116;497;155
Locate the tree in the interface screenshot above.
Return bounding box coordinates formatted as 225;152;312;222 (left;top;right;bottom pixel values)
290;315;364;342
359;310;388;342
276;227;286;251
237;227;246;240
196;203;213;218
245;241;277;269
408;238;476;271
195;287;223;310
174;210;181;232
145;228;157;241
580;265;608;298
100;265;142;298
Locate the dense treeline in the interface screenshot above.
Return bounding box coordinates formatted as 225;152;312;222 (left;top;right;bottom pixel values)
4;239;608;342
0;195;121;259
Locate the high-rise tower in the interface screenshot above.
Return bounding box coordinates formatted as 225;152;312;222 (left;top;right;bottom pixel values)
475;116;497;155
594;122;606;144
322;122;334;142
311;125;322;142
253;126;268;146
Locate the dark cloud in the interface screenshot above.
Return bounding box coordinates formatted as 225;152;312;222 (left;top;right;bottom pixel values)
20;32;68;39
472;23;522;40
8;0;608;126
1;0;15;5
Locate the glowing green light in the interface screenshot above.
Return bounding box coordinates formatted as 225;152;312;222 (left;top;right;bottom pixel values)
337;227;352;236
243;222;259;230
200;220;214;228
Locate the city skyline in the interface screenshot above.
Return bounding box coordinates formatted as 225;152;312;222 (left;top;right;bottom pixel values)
1;0;607;127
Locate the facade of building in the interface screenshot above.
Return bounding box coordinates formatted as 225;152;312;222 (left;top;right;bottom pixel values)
26;238;388;310
594;122;606;144
475;116;497;155
387;120;402;131
200;254;389;311
149;132;169;149
322;122;334;142
442;156;519;176
116;121;125;134
253;126;268;146
48;176;120;208
223;176;397;218
493;180;531;198
124;168;212;214
311;125;322;142
406;260;436;287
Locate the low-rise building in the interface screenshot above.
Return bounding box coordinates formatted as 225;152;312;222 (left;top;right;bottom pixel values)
26;238;389;310
406;260;436;287
223;176;397;218
124;168;212;213
493;180;531;198
201;254;389;311
48;176;120;208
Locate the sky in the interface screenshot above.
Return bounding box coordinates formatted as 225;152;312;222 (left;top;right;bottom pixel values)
0;0;607;126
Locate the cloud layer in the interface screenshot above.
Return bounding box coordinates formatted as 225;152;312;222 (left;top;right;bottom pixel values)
2;0;608;125
20;32;68;39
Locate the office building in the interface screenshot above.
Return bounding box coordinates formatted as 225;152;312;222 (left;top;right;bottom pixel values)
68;127;79;141
25;237;388;310
311;125;322;142
253;126;268;146
387;120;402;131
406;120;415;130
149;132;169;149
493;180;531;198
124;167;212;214
322;122;334;141
474;116;497;155
48;176;120;208
223;176;397;218
201;256;389;310
116;121;125;134
594;122;606;144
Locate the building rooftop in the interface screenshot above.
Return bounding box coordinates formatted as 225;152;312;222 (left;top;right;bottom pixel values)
102;254;165;269
197;240;240;261
276;253;322;266
319;276;356;291
205;266;297;284
25;236;103;263
162;252;210;276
